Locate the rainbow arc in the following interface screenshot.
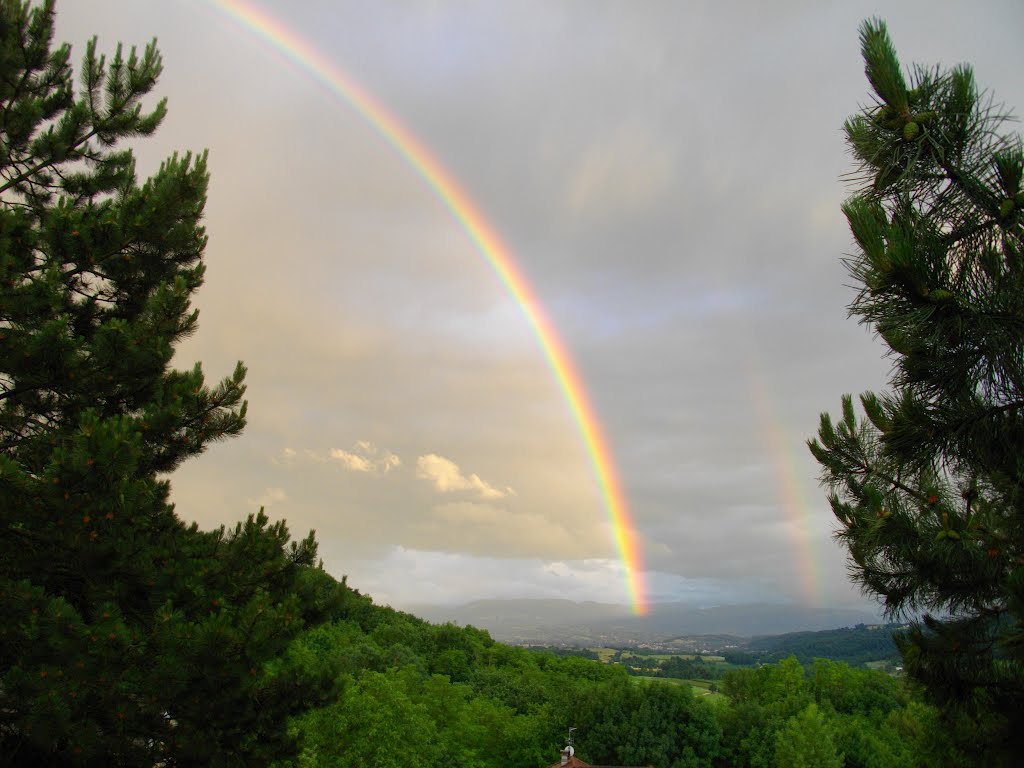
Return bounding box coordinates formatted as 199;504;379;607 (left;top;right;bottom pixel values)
211;0;647;613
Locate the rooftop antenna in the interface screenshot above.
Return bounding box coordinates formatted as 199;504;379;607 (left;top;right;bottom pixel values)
560;728;577;765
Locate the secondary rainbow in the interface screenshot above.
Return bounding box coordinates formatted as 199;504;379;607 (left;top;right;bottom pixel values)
747;366;827;606
210;0;648;613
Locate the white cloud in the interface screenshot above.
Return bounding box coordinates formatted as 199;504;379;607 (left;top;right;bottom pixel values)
329;441;402;475
273;443;403;474
415;454;513;499
330;448;372;472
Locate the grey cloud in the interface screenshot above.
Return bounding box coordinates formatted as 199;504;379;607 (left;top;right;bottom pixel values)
54;0;1024;611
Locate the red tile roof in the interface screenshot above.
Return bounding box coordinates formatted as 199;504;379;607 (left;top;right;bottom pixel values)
544;755;647;768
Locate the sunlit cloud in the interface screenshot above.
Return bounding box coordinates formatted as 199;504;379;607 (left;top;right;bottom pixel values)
415;454;514;499
277;442;403;474
329;440;402;475
331;449;372;472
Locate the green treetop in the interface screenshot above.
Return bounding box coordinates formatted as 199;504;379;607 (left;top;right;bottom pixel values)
809;18;1024;763
0;2;334;764
773;702;843;768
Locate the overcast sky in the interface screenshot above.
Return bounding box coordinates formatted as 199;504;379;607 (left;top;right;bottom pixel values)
54;1;1024;612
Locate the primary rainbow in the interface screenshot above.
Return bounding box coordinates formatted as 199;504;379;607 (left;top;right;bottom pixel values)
210;0;648;613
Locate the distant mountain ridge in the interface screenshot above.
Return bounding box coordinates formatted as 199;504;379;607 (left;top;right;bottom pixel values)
406;598;885;644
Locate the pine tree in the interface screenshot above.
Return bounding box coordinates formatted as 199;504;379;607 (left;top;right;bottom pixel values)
809;18;1024;762
0;2;334;764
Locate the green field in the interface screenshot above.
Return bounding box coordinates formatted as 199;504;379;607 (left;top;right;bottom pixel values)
630;675;726;700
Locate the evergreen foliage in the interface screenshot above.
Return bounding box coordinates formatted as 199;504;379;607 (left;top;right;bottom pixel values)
0;2;331;764
809;18;1024;762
